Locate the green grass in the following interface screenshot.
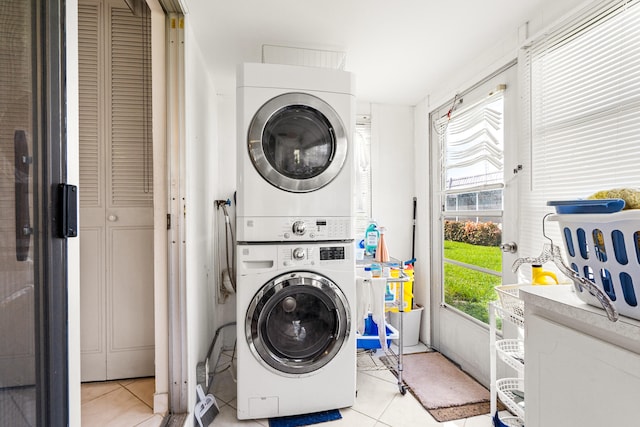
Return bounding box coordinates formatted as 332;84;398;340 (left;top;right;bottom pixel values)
443;240;502;323
444;240;502;272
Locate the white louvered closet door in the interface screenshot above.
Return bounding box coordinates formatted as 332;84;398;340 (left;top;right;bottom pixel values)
79;0;154;382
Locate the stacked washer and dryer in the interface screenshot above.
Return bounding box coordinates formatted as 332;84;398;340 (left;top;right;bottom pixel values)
235;62;357;420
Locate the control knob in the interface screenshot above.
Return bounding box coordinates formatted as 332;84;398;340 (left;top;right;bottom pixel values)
292;221;306;236
292;248;306;260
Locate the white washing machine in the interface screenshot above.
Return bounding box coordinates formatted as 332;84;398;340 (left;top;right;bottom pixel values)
236;62;356;243
235;242;356;420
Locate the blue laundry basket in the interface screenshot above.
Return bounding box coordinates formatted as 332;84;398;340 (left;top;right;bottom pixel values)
550;210;640;321
493;411;524;427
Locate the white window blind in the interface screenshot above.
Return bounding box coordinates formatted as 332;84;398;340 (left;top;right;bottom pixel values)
519;0;640;264
354;115;372;240
439;92;505;203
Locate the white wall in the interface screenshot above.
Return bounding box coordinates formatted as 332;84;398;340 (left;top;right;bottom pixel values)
213;93;237;352
369;104;415;263
183;18;220;414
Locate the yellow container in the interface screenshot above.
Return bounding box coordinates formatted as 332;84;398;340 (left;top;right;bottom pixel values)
531;264;558;285
387;268;414;312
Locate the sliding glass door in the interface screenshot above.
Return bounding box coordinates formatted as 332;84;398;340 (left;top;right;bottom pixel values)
0;0;68;425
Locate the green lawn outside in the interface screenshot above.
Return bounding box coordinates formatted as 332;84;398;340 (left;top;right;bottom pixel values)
444;240;502;323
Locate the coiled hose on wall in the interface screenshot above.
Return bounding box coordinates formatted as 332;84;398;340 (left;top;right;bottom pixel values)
216;199;236;293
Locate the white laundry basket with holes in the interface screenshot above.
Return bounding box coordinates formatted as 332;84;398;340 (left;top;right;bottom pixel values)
549;210;640;320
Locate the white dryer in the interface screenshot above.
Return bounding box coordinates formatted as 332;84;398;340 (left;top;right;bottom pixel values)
235;242;356;420
236;62;356;242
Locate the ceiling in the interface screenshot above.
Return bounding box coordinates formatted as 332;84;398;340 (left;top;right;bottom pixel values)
181;0;556;106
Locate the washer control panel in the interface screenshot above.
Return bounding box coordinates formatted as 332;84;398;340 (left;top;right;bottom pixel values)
280;243;352;267
238;216;353;242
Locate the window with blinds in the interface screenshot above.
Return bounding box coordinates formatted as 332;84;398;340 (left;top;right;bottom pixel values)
439;92;505;218
518;0;640;260
354;115;372;240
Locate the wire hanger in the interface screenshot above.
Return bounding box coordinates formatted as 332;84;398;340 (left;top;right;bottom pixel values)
511;214;618;322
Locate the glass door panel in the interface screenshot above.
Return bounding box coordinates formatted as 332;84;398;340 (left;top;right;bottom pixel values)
0;1;37;424
1;0;67;425
438;91;505;324
443;215;503;323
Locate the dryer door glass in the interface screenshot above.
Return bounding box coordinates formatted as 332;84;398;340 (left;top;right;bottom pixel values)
263;106;333;180
248;93;348;193
246;272;350;375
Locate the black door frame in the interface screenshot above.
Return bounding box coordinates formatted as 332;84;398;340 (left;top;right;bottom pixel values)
36;0;68;424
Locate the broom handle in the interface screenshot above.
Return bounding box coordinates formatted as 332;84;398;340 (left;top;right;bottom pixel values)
411;197;417;259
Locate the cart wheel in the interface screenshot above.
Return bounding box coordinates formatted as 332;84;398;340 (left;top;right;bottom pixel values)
399;385;407;395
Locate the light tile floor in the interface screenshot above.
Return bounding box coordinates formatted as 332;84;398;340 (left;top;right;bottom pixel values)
78;351;497;427
81;377;163;427
210;350;495;427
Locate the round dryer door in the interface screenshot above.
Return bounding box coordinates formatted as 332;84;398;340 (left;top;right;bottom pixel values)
247;92;348;193
246;271;351;375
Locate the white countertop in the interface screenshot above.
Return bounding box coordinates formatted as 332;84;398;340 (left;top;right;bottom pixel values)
519;284;640;353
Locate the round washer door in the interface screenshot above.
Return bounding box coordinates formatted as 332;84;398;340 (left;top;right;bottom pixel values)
247;92;348;193
246;271;351;375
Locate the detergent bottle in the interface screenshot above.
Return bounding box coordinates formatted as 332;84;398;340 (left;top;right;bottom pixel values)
531;264;559;285
364;221;379;257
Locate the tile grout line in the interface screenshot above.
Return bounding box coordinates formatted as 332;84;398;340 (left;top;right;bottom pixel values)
80;383;124;406
132;413;160;427
121;382;155;411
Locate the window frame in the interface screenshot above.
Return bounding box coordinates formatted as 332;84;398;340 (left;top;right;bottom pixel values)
430;61;518;327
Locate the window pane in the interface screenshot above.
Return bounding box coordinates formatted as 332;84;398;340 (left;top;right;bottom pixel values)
440;92;505;323
354;116;371;239
443;216;503;322
444;264;501;324
444;218;503;271
0;0;37;421
443;97;504;191
478;189;502;210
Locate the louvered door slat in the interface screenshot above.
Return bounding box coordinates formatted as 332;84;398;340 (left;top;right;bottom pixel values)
78;2;101;206
110;6;152;206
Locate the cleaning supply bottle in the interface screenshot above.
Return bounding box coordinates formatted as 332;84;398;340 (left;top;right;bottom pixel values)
364;221;379;257
356;239;366;260
531;264;559;285
375;226;390;263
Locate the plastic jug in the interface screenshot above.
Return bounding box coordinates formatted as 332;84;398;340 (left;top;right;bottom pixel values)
531;264;559;285
364;221;379;257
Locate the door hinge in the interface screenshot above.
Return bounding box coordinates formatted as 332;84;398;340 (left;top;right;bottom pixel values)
167;213;171;230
